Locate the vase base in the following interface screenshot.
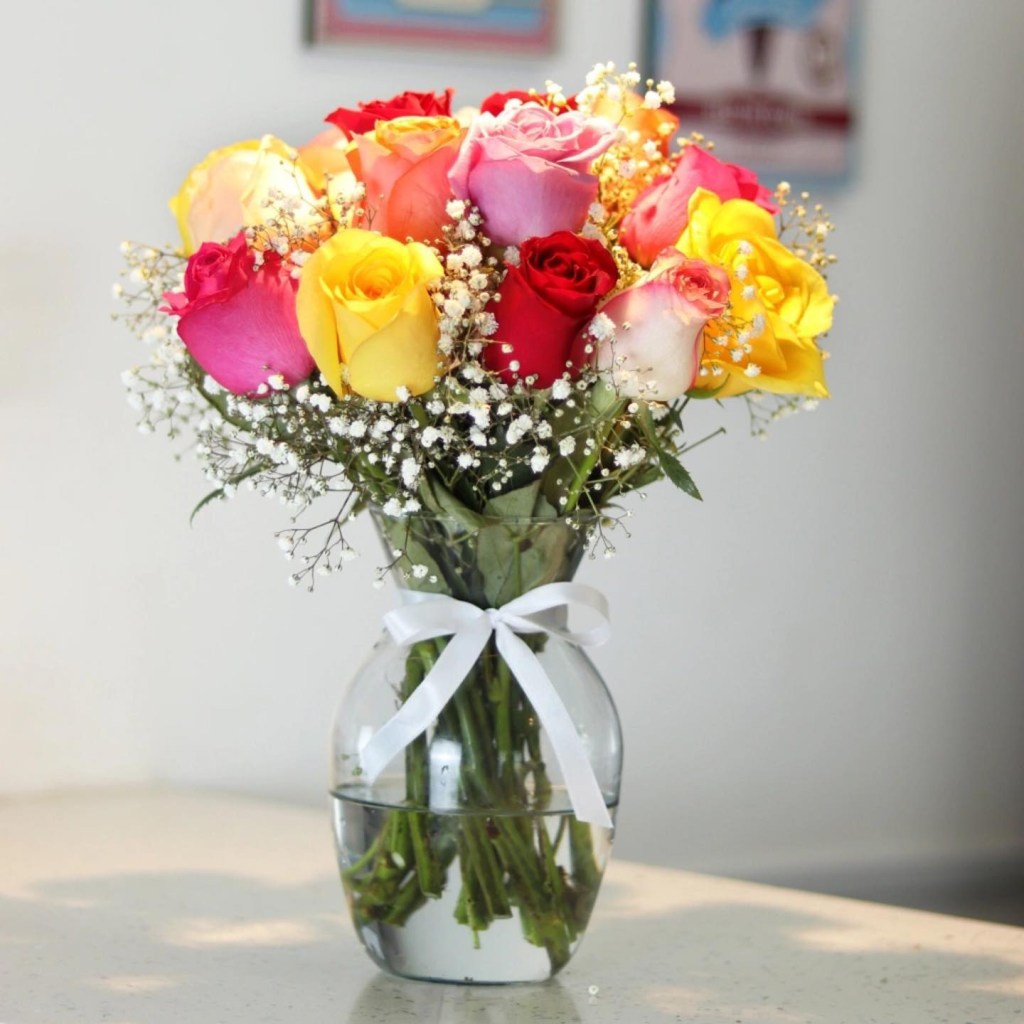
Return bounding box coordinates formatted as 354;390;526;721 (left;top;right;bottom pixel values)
332;791;614;984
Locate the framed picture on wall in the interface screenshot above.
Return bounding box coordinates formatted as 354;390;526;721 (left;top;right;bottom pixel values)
306;0;558;54
644;0;858;186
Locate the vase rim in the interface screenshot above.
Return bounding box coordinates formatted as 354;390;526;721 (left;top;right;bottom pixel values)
366;505;600;528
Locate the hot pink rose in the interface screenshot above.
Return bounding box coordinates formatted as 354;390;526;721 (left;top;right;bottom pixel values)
448;105;618;247
163;233;314;396
620;146;778;267
571;249;731;400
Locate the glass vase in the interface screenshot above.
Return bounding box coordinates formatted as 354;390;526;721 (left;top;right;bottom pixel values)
330;510;623;984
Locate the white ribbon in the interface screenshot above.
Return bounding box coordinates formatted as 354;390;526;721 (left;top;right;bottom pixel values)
358;582;613;829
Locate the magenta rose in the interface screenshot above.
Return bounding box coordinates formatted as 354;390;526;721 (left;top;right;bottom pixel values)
163;233;314;396
448;105;618;247
620;146;779;267
571;249;730;400
483;231;618;387
325;89;454;138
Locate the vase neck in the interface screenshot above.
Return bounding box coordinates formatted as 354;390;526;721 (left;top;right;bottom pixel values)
371;511;592;608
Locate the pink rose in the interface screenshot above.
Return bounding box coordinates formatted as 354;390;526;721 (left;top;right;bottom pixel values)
571;249;730;400
620;146;778;268
163;233;314;396
448;105;618;247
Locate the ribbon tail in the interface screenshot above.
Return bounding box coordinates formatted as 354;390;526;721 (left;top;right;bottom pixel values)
495;626;614;829
359;617;491;782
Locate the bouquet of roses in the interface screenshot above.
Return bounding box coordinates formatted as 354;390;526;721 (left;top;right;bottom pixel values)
116;61;835;976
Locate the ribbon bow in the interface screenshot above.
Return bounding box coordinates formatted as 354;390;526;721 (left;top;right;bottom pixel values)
358;581;613;828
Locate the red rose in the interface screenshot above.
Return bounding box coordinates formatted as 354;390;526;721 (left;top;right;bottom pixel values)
325;89;455;138
162;232;314;396
484;232;618;388
620;145;779;267
479;89;578;117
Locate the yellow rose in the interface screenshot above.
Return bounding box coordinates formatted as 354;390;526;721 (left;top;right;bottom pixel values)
170;135;321;255
676;188;833;398
296;228;443;401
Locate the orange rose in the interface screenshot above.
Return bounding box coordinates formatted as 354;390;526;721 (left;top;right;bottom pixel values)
349;116;465;244
593;90;679;156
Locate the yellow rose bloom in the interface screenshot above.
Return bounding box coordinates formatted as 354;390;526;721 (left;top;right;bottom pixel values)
296;228;443;401
170;135;321;255
676;188;833;398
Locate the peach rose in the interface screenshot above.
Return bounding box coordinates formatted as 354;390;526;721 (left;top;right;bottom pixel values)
349;116;465;244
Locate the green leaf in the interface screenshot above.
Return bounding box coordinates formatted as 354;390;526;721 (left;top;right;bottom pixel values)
636;404;703;501
189;463;266;526
686;382;729;400
654;447;702;500
483;480;541;520
419;476;484;532
189;487;226;526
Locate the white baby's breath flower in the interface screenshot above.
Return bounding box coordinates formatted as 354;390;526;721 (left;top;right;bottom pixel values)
506;414;533;445
530;447;550;473
588;312;616;342
401;457;420;489
550;378;572;401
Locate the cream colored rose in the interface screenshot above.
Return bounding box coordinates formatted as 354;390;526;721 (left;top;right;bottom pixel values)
169;135;321;254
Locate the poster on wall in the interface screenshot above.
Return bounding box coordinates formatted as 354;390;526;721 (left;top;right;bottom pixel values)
306;0;558;53
646;0;857;186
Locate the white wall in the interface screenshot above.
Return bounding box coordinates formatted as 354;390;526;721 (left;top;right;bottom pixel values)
2;0;1022;888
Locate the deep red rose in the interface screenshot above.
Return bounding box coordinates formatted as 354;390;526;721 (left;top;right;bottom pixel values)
162;232;314;396
479;89;578;117
484;231;618;388
325;89;455;138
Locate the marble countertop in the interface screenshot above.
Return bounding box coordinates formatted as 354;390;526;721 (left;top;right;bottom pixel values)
1;789;1022;1023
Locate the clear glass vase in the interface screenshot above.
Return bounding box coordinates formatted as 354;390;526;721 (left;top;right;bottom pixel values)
331;510;623;983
